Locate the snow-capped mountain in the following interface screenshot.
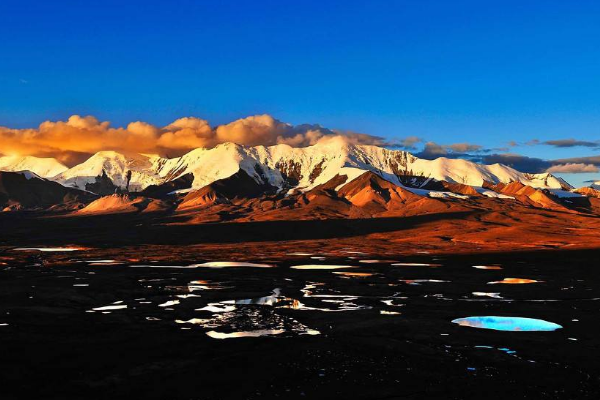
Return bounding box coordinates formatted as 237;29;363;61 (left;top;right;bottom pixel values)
0;155;68;178
53;151;164;191
144;137;572;192
6;139;573;194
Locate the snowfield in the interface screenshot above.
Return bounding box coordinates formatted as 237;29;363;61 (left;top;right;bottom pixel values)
0;155;67;178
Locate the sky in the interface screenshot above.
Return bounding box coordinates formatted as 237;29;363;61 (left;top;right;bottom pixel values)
1;0;599;186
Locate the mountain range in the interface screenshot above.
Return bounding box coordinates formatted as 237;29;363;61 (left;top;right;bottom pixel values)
1;137;599;219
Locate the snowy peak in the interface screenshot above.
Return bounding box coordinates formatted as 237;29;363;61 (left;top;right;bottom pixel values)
45;141;575;196
54;151;165;191
0;155;68;178
524;172;573;191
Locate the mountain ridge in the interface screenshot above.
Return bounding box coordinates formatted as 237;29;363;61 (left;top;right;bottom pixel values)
3;140;574;198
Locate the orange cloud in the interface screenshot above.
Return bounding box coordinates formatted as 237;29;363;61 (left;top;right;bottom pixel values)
216;114;289;146
0;114;388;166
158;117;214;150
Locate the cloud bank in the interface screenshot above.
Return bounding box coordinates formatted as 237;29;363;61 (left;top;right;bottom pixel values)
546;163;600;173
543;139;600;149
0;114;388;165
415;141;485;159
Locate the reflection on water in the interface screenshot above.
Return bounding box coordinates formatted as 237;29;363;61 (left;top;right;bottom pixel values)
175;318;211;325
88;259;124;266
488;278;541;285
475;345;517;356
472;265;502;270
472;292;502;299
291;265;357;270
14;250;578;342
332;272;375;277
400;279;449;285
189;261;275;268
131;265;192;269
206;329;286;339
188;280;230;292
222;288;283;306
392;263;441;267
197;303;237;313
359;260;397;264
291;300;369;312
297;283;371;312
91;304;127;311
158;300;180;308
130;261;274;269
452;316;562;331
14;247;81;252
381;299;405;307
187;295;322;338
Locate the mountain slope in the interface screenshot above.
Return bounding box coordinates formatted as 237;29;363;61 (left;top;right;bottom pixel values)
76;194;170;215
0;171;93;211
489;181;568;211
53;151;164;191
177;169;276;210
0;155;68;178
575;187;600;198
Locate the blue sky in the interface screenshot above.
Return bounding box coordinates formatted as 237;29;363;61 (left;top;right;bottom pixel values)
1;0;599;185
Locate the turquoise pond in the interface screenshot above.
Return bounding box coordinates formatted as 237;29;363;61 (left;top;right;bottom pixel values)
452;316;563;332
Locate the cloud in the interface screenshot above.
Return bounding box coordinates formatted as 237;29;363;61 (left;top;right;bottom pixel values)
480;153;600;174
0;114;386;165
481;153;551;173
447;143;483;153
127;121;160;138
418;142;448;158
546;163;600;173
157;117;214;150
542;139;600;148
416;141;485;159
216;115;289;146
553;155;600;165
332;130;388;146
396;136;423;150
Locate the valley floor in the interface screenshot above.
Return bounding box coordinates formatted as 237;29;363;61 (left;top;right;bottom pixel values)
1;212;600;399
2;201;600;255
1;246;600;399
